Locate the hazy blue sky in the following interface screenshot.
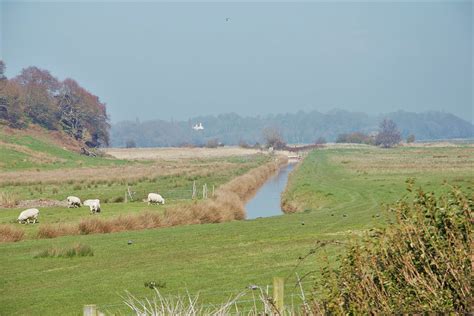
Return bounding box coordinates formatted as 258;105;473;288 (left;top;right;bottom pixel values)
1;1;472;122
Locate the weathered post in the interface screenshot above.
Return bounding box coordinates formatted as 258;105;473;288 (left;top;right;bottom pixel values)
203;183;208;199
273;277;284;313
212;185;215;197
124;191;128;203
83;304;97;316
192;181;196;199
127;186;133;202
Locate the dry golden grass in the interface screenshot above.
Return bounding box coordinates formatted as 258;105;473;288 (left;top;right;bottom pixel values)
0;224;25;242
0;159;245;186
104;147;264;160
35;156;288;239
330;147;474;175
37;223;79;239
0;192;19;207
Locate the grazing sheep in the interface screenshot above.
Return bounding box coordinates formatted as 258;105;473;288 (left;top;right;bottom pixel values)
83;199;101;214
67;196;81;208
147;193;165;205
18;208;39;224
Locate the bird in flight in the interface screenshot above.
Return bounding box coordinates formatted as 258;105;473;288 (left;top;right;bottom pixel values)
226;17;230;22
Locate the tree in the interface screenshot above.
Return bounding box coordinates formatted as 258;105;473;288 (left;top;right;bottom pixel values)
14;67;60;129
336;132;373;145
407;134;415;143
262;127;286;149
57;79;110;147
1;80;26;128
125;139;137;148
375;119;401;148
206;138;219;148
314;136;327;145
0;60;6;81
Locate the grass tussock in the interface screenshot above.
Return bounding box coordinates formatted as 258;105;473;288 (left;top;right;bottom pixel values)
37;223;79;239
34;243;94;258
311;185;473;314
35;156;288;239
0;224;25;242
0;191;19;207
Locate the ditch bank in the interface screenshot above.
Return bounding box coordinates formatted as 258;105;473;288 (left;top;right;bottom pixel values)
245;163;297;219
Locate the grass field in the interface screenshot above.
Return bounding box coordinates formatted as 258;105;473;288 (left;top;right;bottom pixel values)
282;145;473;221
1;145;472;315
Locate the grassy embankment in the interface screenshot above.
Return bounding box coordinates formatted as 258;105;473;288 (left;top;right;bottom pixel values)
1;145;473;314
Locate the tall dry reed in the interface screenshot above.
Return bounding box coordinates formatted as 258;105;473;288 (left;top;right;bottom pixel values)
0;224;25;242
0;192;19;208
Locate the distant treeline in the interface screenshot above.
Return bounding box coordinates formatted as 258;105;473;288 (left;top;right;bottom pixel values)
111;110;474;147
0;61;109;147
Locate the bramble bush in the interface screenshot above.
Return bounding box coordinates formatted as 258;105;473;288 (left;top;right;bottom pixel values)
312;183;472;314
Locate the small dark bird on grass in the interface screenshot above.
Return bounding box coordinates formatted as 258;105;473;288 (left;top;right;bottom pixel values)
342;214;347;217
128;240;133;245
301;221;305;225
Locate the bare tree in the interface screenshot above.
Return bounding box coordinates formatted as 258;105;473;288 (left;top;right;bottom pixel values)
262;127;286;149
0;60;6;81
125;139;137;148
314;137;327;145
375;119;401;148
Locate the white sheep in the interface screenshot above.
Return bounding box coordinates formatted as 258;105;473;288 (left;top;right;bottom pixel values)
147;193;165;205
67;196;81;208
83;199;101;214
18;208;39;224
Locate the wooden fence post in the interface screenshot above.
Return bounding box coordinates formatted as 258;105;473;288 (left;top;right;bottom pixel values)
124;191;128;203
83;304;97;316
127;186;133;202
192;181;196;199
212;185;215;197
273;277;284;313
202;184;207;199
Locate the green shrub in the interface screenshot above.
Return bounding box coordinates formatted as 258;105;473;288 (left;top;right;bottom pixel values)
312;185;472;313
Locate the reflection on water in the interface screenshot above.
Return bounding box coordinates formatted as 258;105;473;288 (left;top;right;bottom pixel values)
245;163;296;219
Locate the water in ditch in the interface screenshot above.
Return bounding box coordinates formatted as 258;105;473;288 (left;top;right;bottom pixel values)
245;163;296;219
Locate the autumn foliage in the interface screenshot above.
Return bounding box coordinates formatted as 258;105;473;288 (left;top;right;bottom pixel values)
0;61;109;147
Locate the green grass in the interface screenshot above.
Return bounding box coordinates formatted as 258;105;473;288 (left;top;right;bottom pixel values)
33;243;94;258
282;146;474;228
0;146;472;315
0;132;129;171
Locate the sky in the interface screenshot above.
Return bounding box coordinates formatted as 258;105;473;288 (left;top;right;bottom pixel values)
1;1;472;123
